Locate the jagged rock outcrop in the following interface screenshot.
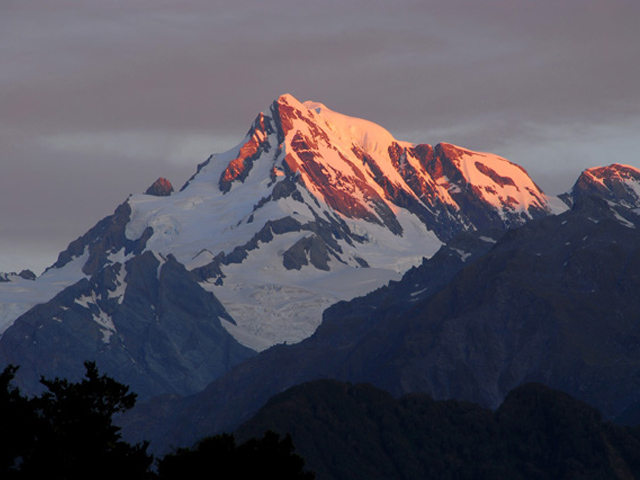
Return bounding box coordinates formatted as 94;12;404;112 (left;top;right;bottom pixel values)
51;201;153;276
145;177;174;196
570;164;640;206
0;270;36;283
560;163;640;228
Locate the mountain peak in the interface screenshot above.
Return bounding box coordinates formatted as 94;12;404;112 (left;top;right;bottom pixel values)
145;177;174;197
269;94;400;158
582;163;640;185
196;94;558;239
571;163;640;207
0;269;36;283
10;95;566;353
274;92;303;107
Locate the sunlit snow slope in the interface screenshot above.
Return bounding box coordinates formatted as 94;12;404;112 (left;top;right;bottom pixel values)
115;95;558;349
2;94;563;352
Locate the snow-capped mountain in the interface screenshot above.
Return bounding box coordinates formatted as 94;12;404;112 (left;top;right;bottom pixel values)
44;94;562;349
0;94;565;398
558;163;640;230
570;163;640;206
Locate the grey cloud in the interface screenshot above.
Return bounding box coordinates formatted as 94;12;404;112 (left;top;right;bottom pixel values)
1;0;639;272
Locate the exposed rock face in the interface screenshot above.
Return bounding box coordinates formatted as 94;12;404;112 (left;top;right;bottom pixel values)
0;270;36;283
219;113;275;193
18;270;36;281
569;163;640;206
562;163;640;227
260;95;556;242
145;177;174;196
51;201;153;276
0;251;255;400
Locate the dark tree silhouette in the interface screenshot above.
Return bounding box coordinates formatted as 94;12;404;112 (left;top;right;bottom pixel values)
0;365;38;478
158;431;315;479
2;363;315;480
0;361;153;480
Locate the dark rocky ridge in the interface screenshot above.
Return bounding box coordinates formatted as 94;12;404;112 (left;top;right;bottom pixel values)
0;251;255;400
571;163;640;205
191;212;365;284
354;195;640;414
0;270;36;282
218;112;275;193
51;201;153;276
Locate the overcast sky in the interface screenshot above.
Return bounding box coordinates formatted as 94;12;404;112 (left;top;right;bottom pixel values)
1;0;639;274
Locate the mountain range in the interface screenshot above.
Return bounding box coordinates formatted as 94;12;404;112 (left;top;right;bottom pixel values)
0;94;565;398
1;94;640;460
118;167;640;452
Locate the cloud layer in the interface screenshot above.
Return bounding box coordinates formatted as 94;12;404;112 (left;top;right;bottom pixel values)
2;0;639;272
